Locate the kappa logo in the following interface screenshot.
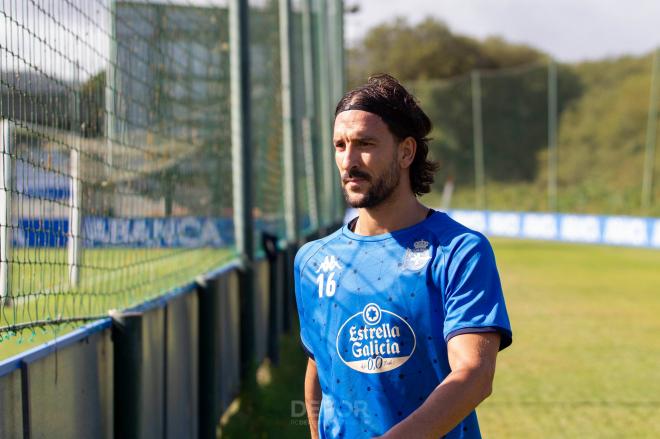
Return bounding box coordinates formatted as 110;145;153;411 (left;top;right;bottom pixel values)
402;239;432;271
316;255;342;273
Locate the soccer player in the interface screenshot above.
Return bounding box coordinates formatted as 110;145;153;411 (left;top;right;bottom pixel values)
294;74;512;439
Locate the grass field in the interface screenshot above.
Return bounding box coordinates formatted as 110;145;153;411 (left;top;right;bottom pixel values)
0;247;234;360
220;238;660;438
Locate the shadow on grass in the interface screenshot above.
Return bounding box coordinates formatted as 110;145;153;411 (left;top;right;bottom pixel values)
219;326;312;439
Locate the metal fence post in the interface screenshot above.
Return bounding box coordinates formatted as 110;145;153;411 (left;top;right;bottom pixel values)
329;0;345;223
278;0;300;346
68;66;82;287
230;0;255;379
0;119;11;305
105;0;116;174
280;0;299;243
337;0;346;222
471;70;486;210
329;0;344;103
112;313;144;439
68;148;81;287
113;309;166;439
314;0;334;227
547;59;558;212
642;48;659;212
301;0;319;231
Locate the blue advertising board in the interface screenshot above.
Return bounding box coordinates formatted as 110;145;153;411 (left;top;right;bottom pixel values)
14;217;235;248
343;208;660;249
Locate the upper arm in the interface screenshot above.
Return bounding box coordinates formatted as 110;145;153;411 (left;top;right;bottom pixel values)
305;358;318;385
305;358;321;399
447;332;500;378
306;357;317;375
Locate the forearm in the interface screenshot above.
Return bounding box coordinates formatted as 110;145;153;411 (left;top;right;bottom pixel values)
305;359;322;439
382;367;493;439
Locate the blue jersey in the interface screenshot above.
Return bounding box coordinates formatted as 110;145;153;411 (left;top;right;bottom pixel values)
294;211;512;439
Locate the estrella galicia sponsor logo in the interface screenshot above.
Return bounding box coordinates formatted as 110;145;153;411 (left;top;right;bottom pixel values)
336;303;416;374
401;239;432;271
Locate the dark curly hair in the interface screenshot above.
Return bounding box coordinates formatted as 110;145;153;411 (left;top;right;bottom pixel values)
334;74;439;196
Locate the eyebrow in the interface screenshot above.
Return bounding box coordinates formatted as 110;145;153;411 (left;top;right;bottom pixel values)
333;136;378;144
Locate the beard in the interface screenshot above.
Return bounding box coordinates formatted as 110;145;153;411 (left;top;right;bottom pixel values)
342;160;401;209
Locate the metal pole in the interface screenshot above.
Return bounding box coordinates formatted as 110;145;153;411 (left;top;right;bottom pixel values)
334;0;345;98
314;0;334;227
327;0;339;105
68;64;82;287
106;0;116;174
279;0;299;243
642;48;659;212
229;0;255;379
471;71;486;210
0;119;12;305
301;0;319;231
68;149;81;287
548;59;558;212
330;0;345;222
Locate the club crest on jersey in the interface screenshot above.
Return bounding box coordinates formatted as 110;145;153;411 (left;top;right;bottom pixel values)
401;239;432;271
316;255;342;273
336;303;416;374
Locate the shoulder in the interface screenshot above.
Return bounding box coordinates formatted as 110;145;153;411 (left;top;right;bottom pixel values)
294;227;344;272
423;211;493;252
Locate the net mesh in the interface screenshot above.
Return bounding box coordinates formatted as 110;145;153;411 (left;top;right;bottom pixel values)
0;0;234;341
412;55;660;216
249;0;285;246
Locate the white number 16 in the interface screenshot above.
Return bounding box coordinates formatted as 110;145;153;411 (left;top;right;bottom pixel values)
316;272;336;298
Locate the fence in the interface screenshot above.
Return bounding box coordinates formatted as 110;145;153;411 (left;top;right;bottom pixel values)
0;254;300;438
410;50;660;217
0;0;344;342
0;0;345;436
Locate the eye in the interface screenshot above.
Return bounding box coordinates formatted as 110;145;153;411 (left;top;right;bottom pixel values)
334;141;345;149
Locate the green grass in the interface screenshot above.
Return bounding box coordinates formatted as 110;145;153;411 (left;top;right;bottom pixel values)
220;239;660;438
0;247;234;360
219;330;311;439
479;239;660;438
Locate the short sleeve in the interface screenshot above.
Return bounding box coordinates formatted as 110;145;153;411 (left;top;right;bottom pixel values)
442;233;512;350
294;243;316;359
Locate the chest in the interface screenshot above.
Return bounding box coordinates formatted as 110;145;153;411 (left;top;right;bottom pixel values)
310;239;438;292
303;240;444;337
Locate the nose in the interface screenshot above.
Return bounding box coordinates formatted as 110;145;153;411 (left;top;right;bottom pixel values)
338;142;359;171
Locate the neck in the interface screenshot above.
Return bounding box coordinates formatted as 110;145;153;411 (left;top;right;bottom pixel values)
354;188;428;236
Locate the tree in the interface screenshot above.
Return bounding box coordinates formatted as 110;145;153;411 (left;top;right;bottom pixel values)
347;17;545;86
348;17;582;187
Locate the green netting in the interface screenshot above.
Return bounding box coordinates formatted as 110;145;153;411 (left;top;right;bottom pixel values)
249;0;285;245
411;54;660;216
0;0;234;342
0;0;345;349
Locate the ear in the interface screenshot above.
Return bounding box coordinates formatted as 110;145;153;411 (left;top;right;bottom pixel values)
398;137;416;169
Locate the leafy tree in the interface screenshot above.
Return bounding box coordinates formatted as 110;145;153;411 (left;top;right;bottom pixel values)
348;17;583;187
348;17;545;86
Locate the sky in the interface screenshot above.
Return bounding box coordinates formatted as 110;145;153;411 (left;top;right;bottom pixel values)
344;0;660;62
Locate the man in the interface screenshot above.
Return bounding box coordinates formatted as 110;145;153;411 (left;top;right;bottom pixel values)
294;74;512;439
